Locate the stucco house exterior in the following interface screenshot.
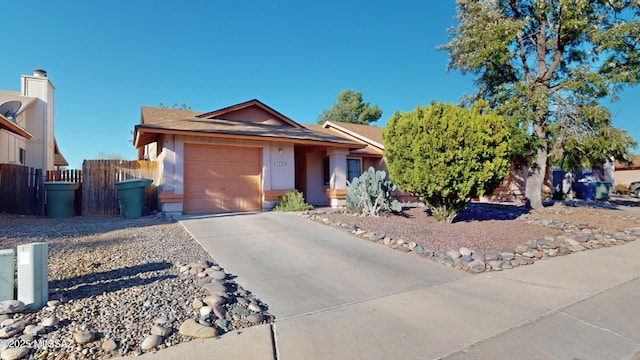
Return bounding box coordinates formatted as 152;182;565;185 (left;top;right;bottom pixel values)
0;69;68;170
134;99;390;215
614;155;640;187
135;99;552;215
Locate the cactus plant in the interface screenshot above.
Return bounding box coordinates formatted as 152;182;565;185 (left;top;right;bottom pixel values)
346;167;401;217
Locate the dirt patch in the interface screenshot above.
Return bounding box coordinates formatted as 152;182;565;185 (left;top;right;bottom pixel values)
531;205;640;233
319;202;640;254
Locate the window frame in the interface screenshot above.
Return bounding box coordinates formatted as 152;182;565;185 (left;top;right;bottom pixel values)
19;148;26;165
346;157;362;184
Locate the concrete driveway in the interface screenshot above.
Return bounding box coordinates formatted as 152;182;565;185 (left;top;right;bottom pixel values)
180;212;640;360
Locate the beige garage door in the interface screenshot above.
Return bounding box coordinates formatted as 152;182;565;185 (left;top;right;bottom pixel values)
184;144;262;214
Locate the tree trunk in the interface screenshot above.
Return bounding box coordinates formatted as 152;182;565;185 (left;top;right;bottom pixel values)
525;122;548;211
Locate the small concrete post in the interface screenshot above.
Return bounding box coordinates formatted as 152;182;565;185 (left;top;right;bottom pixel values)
17;243;48;310
0;249;15;301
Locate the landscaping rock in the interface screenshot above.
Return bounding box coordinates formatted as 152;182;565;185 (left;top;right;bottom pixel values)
371;233;386;242
468;261;486;273
0;301;25;315
248;302;261;312
203;295;225;307
102;339;118;351
141;334;164;350
202;281;227;295
247;313;265;324
447;250;461;260
0;347;29;360
210;271;227;281
40;316;59;327
151;325;172;337
179;319;217;338
74;330;95;344
459;247;472;257
472;251;485;262
0;327;21;339
153;315;170;326
213;305;226;319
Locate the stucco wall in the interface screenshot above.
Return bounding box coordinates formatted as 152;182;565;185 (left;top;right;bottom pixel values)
0;129;27;165
615;169;640;187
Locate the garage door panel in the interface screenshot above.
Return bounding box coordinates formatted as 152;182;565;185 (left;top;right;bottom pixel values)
184;144;262;214
204;149;226;162
190;164;224;179
184;145;204;161
243;149;261;162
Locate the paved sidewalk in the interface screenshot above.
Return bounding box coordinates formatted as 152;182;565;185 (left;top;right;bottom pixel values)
169;212;640;359
114;324;274;360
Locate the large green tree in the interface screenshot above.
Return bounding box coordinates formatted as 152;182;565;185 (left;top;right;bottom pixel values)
384;101;511;223
317;89;383;125
440;0;639;210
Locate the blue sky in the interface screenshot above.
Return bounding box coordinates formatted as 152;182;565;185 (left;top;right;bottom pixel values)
1;1;638;169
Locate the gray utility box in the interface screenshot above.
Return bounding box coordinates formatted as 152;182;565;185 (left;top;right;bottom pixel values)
17;243;48;310
0;249;14;301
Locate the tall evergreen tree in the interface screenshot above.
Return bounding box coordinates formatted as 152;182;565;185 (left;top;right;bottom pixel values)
317;89;382;125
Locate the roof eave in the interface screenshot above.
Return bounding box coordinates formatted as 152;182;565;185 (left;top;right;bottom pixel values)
0;114;33;139
323;121;384;150
134;127;366;149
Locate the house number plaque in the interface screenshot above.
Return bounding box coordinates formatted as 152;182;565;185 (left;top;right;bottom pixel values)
274;161;287;167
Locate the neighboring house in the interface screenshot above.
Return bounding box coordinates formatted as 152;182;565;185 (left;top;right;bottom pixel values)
614;155;640;187
0;69;68;170
134;99;370;215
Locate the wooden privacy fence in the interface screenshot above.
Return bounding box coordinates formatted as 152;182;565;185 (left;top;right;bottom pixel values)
0;164;45;216
82;160;158;216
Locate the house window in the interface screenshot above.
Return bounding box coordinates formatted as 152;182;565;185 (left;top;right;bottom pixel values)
323;157;330;185
347;158;361;184
19;148;26;165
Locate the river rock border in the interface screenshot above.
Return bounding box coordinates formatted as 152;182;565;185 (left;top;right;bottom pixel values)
299;206;640;274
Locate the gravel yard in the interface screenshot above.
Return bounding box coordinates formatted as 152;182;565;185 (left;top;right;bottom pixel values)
1;198;639;359
304;200;640;272
0;215;272;359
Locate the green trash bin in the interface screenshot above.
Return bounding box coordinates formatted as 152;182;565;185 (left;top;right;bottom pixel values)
45;182;80;218
595;181;612;201
115;179;153;219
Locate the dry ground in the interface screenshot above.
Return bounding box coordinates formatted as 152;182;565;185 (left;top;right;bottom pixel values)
320;200;640;254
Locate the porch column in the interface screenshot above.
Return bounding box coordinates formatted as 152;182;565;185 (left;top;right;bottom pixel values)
327;147;348;207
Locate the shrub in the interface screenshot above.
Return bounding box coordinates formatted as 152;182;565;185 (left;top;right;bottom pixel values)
384;101;510;223
346;167;401;217
272;191;313;212
615;184;629;194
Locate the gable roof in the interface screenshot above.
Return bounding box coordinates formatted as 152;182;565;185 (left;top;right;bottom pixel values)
322;121;385;149
53;139;68;167
135;105;365;149
198;99;303;128
303;121;385;156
